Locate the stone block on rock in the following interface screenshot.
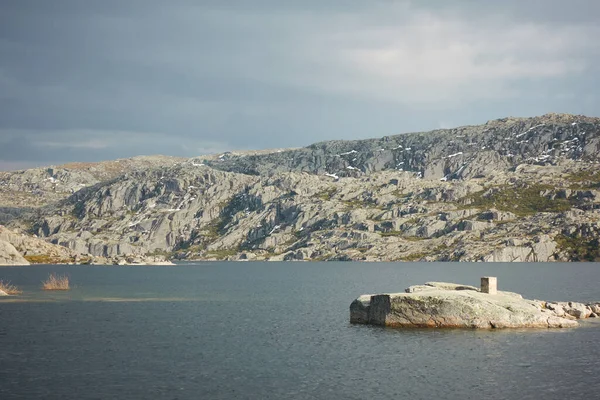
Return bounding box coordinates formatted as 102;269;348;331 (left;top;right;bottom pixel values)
481;276;497;294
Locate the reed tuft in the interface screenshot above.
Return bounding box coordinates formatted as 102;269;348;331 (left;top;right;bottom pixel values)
42;273;70;291
0;280;22;295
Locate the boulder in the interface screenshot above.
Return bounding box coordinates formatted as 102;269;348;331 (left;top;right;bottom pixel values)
546;302;567;317
458;220;490;232
416;220;448;238
589;303;600;314
564;302;592;319
351;282;580;329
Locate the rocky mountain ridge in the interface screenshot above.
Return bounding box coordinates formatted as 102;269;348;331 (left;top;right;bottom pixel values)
202;113;600;179
1;113;599;264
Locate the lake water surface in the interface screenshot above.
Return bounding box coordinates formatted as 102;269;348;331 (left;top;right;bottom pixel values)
1;262;599;399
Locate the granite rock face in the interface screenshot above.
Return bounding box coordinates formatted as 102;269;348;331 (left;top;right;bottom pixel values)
0;114;599;263
0;226;75;263
204;113;600;179
0;239;29;265
0;225;171;266
350;282;595;329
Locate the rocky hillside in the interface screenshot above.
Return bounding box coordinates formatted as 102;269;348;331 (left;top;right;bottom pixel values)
0;156;183;224
1;113;599;263
202;113;600;179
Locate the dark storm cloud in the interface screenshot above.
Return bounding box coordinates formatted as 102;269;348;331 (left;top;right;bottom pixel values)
1;0;599;169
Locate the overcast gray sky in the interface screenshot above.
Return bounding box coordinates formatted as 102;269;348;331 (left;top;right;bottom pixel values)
1;0;599;170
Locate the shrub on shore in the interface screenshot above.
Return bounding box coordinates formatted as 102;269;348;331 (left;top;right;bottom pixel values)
42;273;70;291
0;280;22;295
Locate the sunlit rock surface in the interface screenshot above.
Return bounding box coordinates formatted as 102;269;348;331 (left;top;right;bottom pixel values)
350;282;599;329
1;114;599;263
0;239;29;266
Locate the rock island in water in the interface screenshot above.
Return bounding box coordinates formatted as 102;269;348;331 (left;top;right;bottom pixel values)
350;281;600;329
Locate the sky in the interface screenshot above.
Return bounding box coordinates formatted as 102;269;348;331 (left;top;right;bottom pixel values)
1;0;599;170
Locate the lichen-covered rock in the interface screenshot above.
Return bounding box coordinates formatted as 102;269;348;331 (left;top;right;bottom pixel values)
351;283;583;329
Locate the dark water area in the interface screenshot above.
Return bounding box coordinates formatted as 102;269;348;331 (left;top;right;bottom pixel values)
1;262;599;400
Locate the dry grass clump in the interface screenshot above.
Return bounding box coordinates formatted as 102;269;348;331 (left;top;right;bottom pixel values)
0;280;22;295
42;273;70;291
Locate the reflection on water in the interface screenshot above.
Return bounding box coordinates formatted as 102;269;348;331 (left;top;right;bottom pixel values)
0;297;202;303
1;262;599;400
0;298;63;303
83;297;202;302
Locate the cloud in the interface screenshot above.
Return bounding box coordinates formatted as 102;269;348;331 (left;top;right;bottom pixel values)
206;3;596;104
0;1;599;168
98;2;596;106
0;129;231;164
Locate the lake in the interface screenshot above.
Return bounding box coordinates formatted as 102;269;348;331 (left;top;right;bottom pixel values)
1;262;599;399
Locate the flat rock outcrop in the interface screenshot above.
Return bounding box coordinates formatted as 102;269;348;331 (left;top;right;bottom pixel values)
350;282;599;329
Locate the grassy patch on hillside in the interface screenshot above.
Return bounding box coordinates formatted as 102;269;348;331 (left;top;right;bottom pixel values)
318;188;337;201
379;230;403;237
72;201;87;219
312;252;333;261
566;170;600;189
194;199;239;242
147;248;174;259
432;243;450;253
201;220;222;240
391;190;413;199
281;236;299;248
24;254;73;264
205;248;239;260
402;252;427;261
555;234;600;261
462;185;571;216
343;199;370;209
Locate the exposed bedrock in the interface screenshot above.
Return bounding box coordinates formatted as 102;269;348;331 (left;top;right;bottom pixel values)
1;114;599;263
350;282;599;329
0;239;30;266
